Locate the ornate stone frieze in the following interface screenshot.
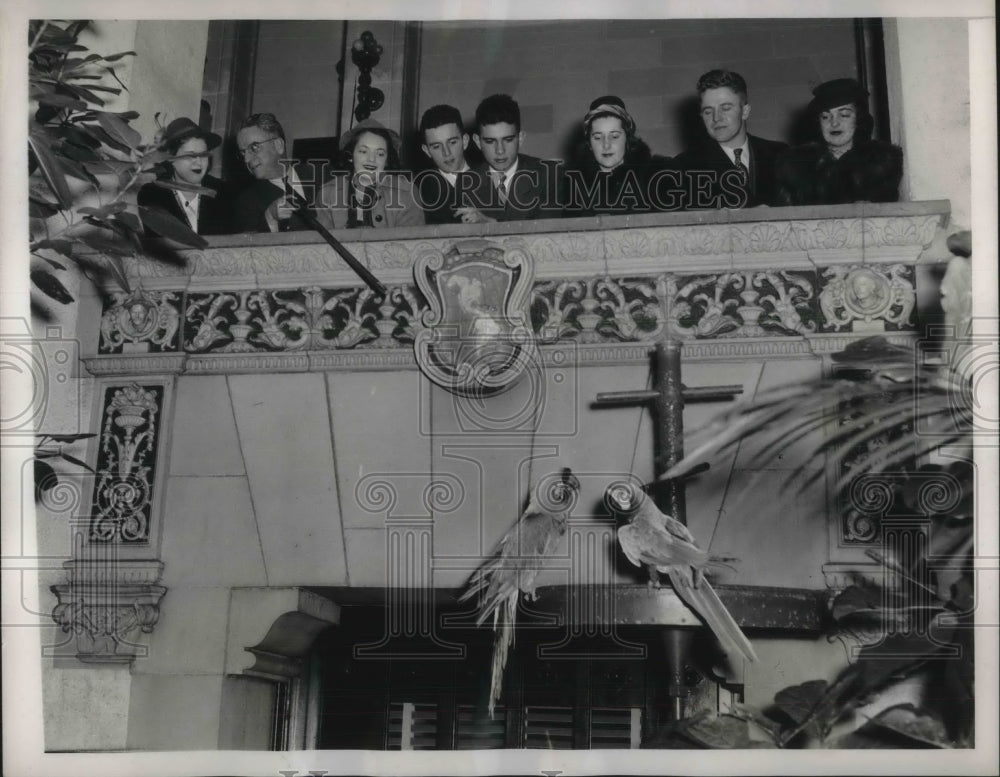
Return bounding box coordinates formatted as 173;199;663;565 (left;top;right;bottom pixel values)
669;269;817;338
789;218;865;250
83;269;917;374
99;288;182;354
50;558;166;663
88;207;943;375
861;215;943;248
90;382;164;543
817;264;916;332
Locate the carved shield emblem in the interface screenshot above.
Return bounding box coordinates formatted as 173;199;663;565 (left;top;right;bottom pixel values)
413;239;536;395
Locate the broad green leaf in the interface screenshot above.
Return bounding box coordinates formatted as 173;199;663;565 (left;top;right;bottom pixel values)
34;460;58;502
28;196;61;218
32;238;75;259
28;133;72;208
31;269;75;304
831;585;882;622
150;179;218;197
59;140;101;163
78;202;127;218
60;53;103;70
97;111;141;149
59;452;95;473
113;211;143;234
103;50;137;63
57;155;99;187
138;206;208;248
56;82;106;107
80;233;134;257
863;704;953;748
773;679;828;726
36;92;89;111
45;433;98;443
682;713;753;749
103;255;132;292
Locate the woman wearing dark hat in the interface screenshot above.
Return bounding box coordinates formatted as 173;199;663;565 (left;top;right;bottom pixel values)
775;78;903;206
564;96;667;217
138;117;233;235
315;118;424;230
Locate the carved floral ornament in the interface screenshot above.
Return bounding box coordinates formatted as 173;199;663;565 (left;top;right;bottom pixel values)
94;231;922;369
90;382;163;543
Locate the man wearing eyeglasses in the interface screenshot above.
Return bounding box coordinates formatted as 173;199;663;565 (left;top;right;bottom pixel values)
233;113;318;232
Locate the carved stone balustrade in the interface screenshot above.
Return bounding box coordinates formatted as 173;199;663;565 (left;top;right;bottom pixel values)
84;201;946;376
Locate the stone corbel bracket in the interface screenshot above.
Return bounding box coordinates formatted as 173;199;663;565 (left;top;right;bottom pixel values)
225;588;341;681
49;559;166;663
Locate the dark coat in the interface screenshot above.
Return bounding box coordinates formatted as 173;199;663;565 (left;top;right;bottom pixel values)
232;179;313;233
232;162;327;233
415;169;476;225
467;155;562;221
563;159;671;217
774;140;904;206
673;134;788;209
137;174;233;236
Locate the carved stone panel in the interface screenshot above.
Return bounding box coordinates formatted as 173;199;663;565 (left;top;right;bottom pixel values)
99;288;183;354
90;382;165;544
817;264;916;332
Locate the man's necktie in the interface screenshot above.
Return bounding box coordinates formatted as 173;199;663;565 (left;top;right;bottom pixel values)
494;174;508;206
733;148;753;195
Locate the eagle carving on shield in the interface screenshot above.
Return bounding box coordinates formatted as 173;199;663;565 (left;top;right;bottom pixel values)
413;239;536;395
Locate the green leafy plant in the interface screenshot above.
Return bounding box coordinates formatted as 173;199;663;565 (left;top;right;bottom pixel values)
652;256;976;748
34;432;97;503
28;19;208;314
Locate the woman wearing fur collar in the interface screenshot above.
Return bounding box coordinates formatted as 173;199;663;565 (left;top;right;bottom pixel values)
775;79;903;206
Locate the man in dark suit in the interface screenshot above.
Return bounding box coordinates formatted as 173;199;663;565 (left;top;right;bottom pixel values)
414;104;475;225
674;70;788;209
456;94;561;223
233;113;320;233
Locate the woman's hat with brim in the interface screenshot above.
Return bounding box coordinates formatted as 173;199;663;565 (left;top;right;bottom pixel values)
583;95;636;134
339;118;402;156
809;78;870;114
160;117;221;151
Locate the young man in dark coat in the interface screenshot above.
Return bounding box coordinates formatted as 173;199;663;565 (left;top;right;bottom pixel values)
774;78;903;206
414;104;475;225
674;69;788;209
456;94;562;223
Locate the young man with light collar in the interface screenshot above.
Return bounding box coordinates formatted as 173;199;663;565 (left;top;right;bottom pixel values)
458;94;561;223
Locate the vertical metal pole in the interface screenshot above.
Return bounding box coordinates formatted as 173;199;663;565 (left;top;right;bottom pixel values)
653;339;692;723
653;340;686;525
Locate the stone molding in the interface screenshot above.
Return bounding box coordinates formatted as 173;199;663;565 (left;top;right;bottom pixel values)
49;559;166;664
121;204;947;283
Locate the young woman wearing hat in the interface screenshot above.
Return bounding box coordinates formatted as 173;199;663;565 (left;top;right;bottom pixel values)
563;96;667;217
315;119;424;230
138;117;233;235
774;79;903;206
